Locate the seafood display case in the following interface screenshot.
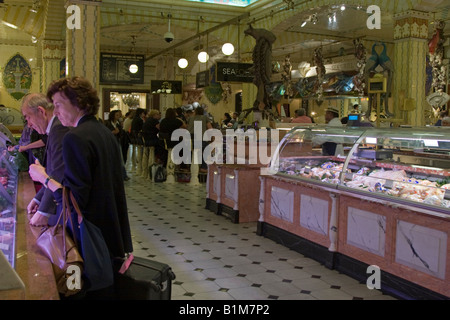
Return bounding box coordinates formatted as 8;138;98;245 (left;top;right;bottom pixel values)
262;125;450;298
0;147;20;269
270;125;450;216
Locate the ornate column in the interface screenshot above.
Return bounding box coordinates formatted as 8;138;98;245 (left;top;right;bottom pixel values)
65;0;101;90
41;40;64;93
393;11;430;126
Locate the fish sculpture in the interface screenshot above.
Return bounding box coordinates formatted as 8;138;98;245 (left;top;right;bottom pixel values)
244;24;277;110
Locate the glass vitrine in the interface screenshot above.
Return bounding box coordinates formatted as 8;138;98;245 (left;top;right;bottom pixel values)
270;126;450;214
0;147;20;268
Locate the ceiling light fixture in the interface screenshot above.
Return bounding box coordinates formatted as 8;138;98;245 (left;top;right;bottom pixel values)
198;51;209;63
222;25;234;56
198;32;209;63
178;58;188;69
129;35;139;74
222;43;234;55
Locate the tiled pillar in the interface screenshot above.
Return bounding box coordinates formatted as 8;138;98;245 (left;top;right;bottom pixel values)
65;0;101;91
393;11;430;126
41;40;64;93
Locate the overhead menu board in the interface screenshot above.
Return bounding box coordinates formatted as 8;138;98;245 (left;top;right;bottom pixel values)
100;53;144;84
196;70;210;88
216;62;254;83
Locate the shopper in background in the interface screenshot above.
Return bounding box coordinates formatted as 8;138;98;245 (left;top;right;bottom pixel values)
122;110;134;165
21;93;70;227
142;109;164;162
322;107;343;156
229;112;239;129
122;110;134;133
159;107;186;147
291;108;312;124
188;106;212;172
130;108;146;174
29;76;133;298
435;110;448;126
325;107;343;127
350;104;361;114
105;110;129;181
8;120;46;165
185;109;194;124
222;112;232;128
442;117;450;126
105;110;123;142
175;107;186;123
159;108;186;166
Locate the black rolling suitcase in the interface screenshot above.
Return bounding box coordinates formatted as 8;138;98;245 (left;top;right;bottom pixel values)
113;255;176;300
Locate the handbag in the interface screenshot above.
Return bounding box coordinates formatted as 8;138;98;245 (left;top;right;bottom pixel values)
67;189;114;292
36;187;84;297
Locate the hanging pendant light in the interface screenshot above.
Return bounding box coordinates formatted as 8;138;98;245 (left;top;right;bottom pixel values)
198;51;209;63
222;25;234;56
222;43;234;55
198;32;209;63
129;35;139;73
178;58;188;69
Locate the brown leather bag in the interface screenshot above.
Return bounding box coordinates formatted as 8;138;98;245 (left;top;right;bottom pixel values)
36;187;84;297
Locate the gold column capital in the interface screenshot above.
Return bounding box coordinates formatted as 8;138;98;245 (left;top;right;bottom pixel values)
41;40;64;60
394;10;430;40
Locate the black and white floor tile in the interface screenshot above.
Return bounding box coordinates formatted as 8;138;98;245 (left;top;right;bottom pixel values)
124;170;396;300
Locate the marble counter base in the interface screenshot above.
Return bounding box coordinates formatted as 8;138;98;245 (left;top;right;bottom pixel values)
259;175;449;299
206;164;261;223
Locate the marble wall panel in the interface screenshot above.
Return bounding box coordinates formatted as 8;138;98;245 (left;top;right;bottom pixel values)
347;207;386;257
270;186;294;223
300;194;328;236
395;220;447;280
225;174;236;200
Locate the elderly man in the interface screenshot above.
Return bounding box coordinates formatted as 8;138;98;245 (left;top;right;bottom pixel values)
21;93;70;226
291;108;312;124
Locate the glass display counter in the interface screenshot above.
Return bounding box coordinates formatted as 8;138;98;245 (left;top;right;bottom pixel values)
259;125;450;299
270;125;450;216
0;148;19;269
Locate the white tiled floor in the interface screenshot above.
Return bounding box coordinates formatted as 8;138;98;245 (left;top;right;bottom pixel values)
124;169;396;301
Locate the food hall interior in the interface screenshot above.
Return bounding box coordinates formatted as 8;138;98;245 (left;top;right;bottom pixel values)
0;0;450;300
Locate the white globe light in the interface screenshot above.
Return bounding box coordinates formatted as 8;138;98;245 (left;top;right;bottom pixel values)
178;58;188;69
129;64;138;74
198;51;209;63
222;43;234;55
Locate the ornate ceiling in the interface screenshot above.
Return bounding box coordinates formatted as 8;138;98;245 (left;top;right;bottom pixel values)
0;0;449;76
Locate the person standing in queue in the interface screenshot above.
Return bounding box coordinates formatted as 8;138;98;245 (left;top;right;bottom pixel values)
21;93;70;227
322;107;343;156
28;76;133;299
